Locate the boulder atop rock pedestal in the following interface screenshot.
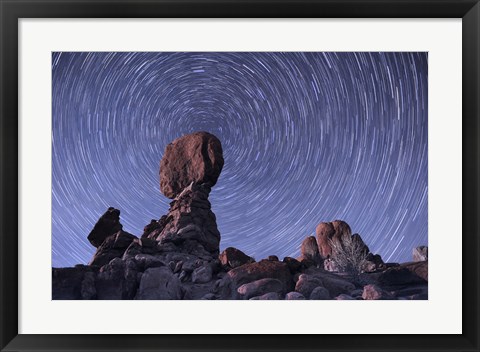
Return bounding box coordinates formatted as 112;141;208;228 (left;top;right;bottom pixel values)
87;207;123;248
160;131;224;199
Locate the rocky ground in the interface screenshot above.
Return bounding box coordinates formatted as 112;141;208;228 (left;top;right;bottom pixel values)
52;131;428;300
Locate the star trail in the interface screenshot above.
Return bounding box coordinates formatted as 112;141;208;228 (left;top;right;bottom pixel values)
52;52;428;267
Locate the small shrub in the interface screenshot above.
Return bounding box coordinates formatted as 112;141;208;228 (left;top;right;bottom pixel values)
329;235;368;283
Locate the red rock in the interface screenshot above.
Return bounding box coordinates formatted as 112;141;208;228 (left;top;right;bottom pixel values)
219;247;254;269
299;236;322;266
227;260;293;293
362;284;394;300
315;220;351;258
159;131;224;199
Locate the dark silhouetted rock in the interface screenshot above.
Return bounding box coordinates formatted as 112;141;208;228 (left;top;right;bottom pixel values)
362;253;386;272
52;265;97;300
404;261;428;281
413;246;428;262
160;131;224;199
310;286;330;300
237;278;284;299
267;255;279;261
95;258;129;300
219;247;255;269
283;257;302;274
87;207;123;248
378;262;427;289
135;266;182;300
89;230;137;267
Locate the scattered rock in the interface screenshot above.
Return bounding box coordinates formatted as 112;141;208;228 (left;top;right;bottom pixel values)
362;284;395;300
219;247;255;269
310;286;330;300
237;278;284;300
378;262;427;289
135;266;183;300
89;230;137;267
295;274;324;298
191;264;213;283
283;257;302;274
226;260;293;295
413;246;428;262
335;294;355;300
250;292;281;300
285;292;306;300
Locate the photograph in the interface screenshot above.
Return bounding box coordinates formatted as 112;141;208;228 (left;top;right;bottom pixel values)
51;52;429;300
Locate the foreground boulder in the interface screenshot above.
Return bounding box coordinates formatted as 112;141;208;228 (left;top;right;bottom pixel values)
135;266;183;300
217;260;294;299
237;278;284;299
160;131;224;199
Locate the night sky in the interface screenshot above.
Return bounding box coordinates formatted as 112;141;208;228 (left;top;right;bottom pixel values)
52;52;428;268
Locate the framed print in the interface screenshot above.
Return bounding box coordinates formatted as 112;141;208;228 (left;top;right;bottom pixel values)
1;0;479;351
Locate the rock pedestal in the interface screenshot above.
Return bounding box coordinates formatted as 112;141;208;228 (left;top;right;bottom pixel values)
143;182;221;256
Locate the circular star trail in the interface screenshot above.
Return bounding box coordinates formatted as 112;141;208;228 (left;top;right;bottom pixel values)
52;52;428;267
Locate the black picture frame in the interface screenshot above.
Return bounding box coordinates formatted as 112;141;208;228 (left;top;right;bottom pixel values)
1;1;479;351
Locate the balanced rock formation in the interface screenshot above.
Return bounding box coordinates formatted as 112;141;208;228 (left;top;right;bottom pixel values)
51;132;427;301
160;131;224;199
140;132;224;257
